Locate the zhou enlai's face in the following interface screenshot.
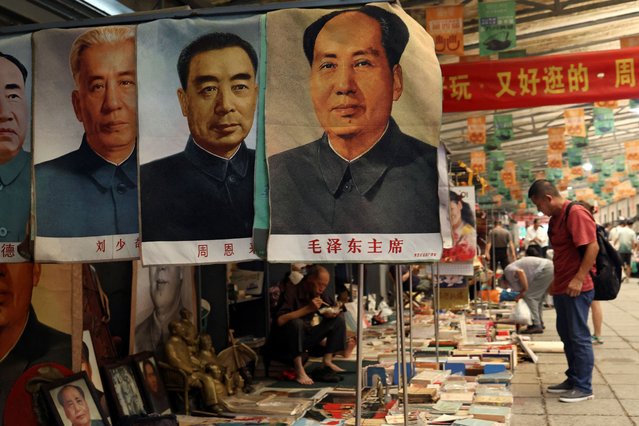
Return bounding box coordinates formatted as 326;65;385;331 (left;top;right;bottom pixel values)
0;57;27;164
149;266;182;313
72;40;137;160
178;47;257;158
310;12;402;143
61;387;90;426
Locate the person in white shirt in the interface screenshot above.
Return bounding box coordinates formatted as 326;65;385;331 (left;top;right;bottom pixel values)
524;218;549;258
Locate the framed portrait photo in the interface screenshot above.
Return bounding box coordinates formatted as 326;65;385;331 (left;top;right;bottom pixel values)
42;371;110;426
103;360;147;420
132;352;171;415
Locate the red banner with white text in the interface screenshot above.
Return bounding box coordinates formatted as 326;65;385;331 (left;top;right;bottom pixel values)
442;47;639;112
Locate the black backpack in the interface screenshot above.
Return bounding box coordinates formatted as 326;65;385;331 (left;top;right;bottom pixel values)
564;202;623;300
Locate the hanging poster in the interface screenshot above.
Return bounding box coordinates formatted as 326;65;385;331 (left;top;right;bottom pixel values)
470;151;486;173
593;107;614;135
485;134;502;150
33;27;139;262
0;35;31;263
130;262;197;355
467;116;486;144
478;0;516;56
594;100;618;109
265;4;448;262
493;114;512;141
567;147;583;167
425;5;464;56
0;263;76;421
564;108;586;137
137;17;262;265
439;186;476;276
547;150;563;168
547;127;566;152
572;136;588;148
625;141;639;161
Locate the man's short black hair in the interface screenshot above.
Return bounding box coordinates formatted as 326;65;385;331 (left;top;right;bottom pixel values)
528;179;560;199
0;51;27;83
302;5;409;70
177;32;258;89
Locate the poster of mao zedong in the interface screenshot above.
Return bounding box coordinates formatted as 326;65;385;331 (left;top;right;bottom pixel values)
266;4;450;262
33;26;139;262
136;16;261;265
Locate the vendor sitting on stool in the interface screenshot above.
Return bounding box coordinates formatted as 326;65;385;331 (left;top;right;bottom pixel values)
270;265;346;385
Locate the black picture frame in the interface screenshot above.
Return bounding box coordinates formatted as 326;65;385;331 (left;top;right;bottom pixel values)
103;359;148;420
131;352;172;415
42;371;110;426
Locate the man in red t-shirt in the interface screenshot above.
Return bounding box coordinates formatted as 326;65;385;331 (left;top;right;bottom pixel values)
528;180;598;403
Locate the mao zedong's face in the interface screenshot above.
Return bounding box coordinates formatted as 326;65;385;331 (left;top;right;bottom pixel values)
0;57;27;164
178;47;257;159
72;40;137;162
60;386;91;426
149;266;182;313
309;12;402;146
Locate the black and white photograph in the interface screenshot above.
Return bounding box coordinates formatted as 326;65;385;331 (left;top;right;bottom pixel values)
130;261;197;355
103;361;147;418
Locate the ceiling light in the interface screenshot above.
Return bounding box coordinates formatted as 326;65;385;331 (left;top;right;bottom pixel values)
82;0;133;15
567;186;573;190
583;162;593;171
537;212;544;217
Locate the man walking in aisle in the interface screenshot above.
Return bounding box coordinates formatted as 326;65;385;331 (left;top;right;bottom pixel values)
528;179;597;403
612;219;636;280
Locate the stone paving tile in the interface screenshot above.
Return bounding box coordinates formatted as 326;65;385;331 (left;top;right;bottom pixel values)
540;370;606;385
512;397;544;414
537;354;569;364
604;374;639;385
592;349;639;359
511;414;547;425
545;398;624;415
547;415;634;426
609;384;639;399
597;363;639;374
512;383;542;397
620;400;639;416
515;363;538;374
512;373;541;384
632;417;639;426
591;341;634;349
537;363;567;374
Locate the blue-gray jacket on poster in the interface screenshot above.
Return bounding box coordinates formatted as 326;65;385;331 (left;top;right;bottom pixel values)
140;138;255;242
0;149;30;243
268;118;440;235
35;136;139;238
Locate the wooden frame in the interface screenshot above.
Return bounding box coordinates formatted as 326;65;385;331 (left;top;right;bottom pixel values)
42;371;110;426
102;359;148;419
132;352;172;415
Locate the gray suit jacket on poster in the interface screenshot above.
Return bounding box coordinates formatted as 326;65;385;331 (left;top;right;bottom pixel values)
35;136;139;238
268;118;440;234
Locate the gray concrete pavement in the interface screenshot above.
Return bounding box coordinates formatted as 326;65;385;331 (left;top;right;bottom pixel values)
511;278;639;425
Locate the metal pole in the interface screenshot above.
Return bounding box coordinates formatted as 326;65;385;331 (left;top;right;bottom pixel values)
394;265;402;394
397;267;409;424
355;264;365;426
409;267;414;370
434;262;440;368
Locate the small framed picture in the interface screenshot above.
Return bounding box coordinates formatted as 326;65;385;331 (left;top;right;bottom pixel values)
42;371;110;426
103;359;147;419
132;352;172;415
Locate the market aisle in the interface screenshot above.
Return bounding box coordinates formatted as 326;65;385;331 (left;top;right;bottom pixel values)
511;277;639;426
